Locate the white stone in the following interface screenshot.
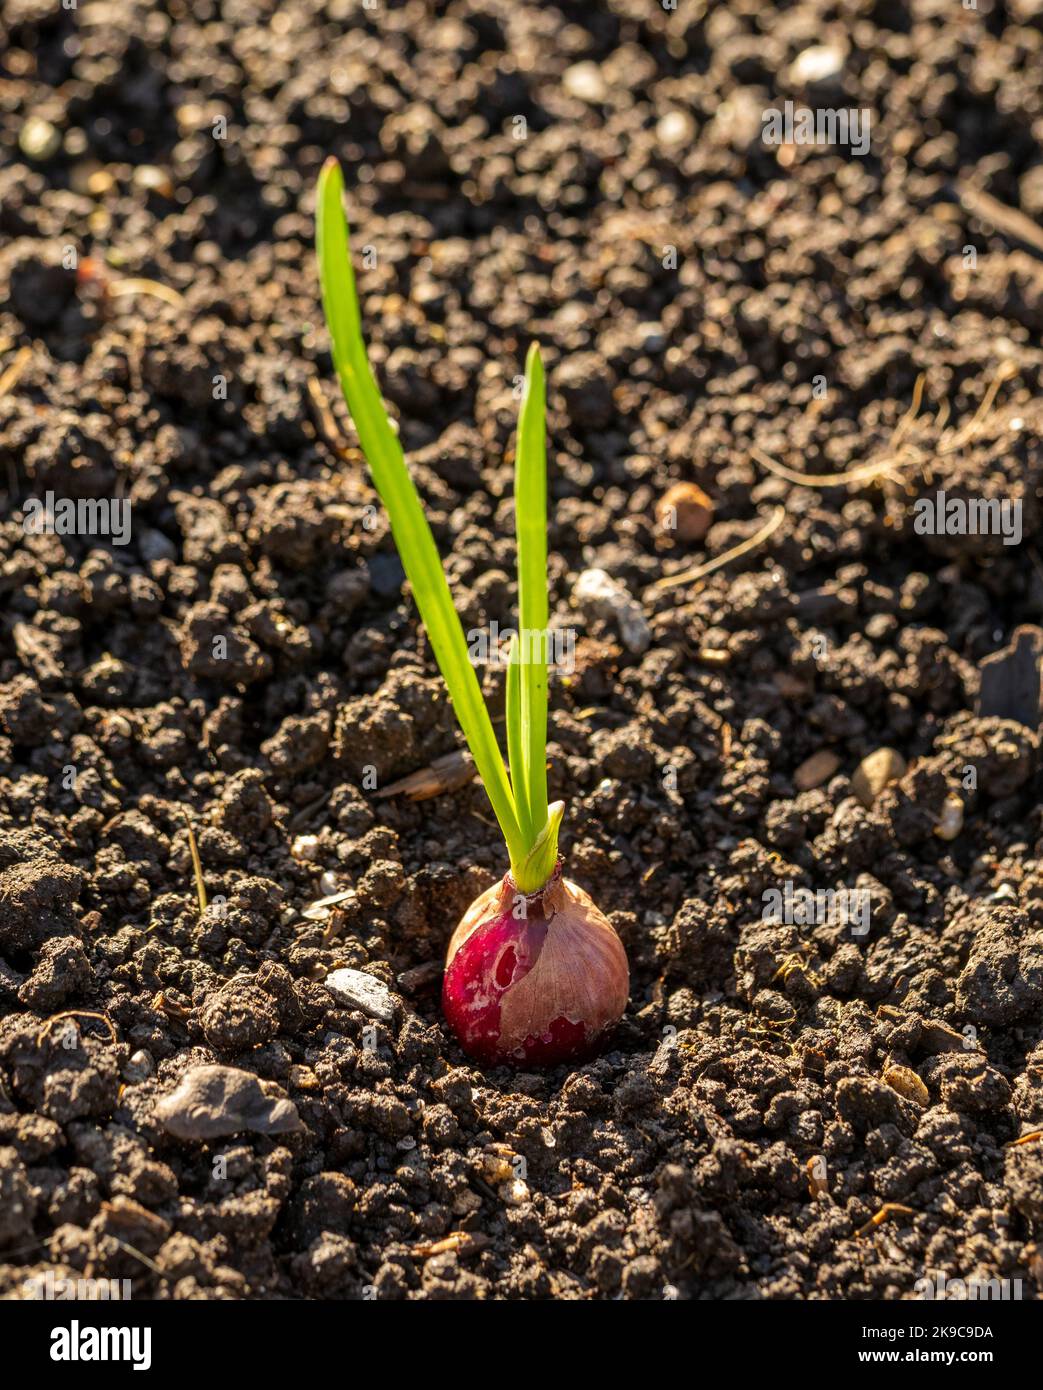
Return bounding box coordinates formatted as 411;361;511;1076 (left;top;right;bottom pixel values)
563;62;607;104
656;111;694;147
325;968;397;1023
791;45;844;86
574;568;651;654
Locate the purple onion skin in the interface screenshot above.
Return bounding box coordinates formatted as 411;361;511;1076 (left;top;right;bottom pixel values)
441;866;628;1067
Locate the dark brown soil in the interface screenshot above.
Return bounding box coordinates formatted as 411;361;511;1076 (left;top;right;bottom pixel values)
2;0;1043;1302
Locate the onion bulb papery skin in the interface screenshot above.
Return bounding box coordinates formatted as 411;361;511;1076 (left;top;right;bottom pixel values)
441;864;629;1067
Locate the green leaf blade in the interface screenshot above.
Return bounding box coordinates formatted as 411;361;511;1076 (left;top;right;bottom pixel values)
316;158;524;866
506;633;532;845
515;342;549;839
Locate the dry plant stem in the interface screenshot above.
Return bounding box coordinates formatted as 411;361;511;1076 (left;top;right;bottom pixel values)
939;358;1017;452
37;1011;117;1047
306;375;356;459
108;1238;164;1276
0;346;32;398
375;749;475;801
855;1203;916;1239
108;278;185;308
651;505;785;593
750;446;911;490
184;816;207;914
750;360;1017;492
956;181;1043;257
887;371;926;452
751;378;926;489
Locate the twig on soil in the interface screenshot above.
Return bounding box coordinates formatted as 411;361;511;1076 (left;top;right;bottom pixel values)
750;359;1018;494
750;445;913;489
1006;1130;1043;1147
0;345;32;399
182;814;207;915
111;1238;165;1276
0;346;30;500
888;371;926;452
36;1010;117;1048
855;1202;916;1238
307;375;360;460
107;277;185;308
955;181;1043;258
650;505;785;593
469;1173;502;1204
0;348;30;501
374;749;475;802
152;991;191;1023
288;788;332;831
410;1232;482;1259
299;888;355;923
938;358;1018;453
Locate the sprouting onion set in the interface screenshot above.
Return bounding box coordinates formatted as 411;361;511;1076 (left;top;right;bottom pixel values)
316;158;628;1067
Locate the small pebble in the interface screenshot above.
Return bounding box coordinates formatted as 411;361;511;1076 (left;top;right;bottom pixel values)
883;1064;930;1107
574;568;651;654
288;1064;320;1091
934;791;964;841
154;1064;303;1140
851;748;907;808
563;61;607;104
292;834;321;861
19;116;61;161
325;967;397;1023
987;882;1018;904
807;1156;828;1197
656;111;695;147
132;164;174;197
794;750;841;792
790;44;845;86
656;482;713;542
636;321;666;353
919;1019;966;1055
123;1049;154;1083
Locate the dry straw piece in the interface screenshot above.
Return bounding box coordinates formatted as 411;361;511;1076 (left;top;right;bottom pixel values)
650;505;785;593
751;359;1018;494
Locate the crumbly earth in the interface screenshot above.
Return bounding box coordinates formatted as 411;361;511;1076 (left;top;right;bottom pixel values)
1;0;1043;1301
